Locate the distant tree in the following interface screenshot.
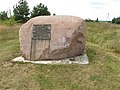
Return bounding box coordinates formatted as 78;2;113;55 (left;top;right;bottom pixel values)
0;11;8;20
53;13;56;16
31;3;51;18
112;17;120;24
112;17;116;23
116;17;120;24
85;18;94;22
95;18;99;22
13;0;30;23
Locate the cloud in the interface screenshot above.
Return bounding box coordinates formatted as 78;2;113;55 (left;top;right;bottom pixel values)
90;2;105;5
91;6;103;9
89;0;112;7
89;2;104;9
113;0;119;2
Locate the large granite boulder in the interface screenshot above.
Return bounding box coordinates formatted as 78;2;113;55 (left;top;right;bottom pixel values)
19;15;86;60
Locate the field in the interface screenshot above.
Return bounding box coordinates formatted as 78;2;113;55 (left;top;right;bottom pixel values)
0;22;120;90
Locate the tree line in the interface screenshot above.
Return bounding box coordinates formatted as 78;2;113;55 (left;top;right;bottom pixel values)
85;17;120;24
85;18;99;22
0;0;51;23
112;17;120;24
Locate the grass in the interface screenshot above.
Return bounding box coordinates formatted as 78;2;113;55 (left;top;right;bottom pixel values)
0;24;20;63
0;22;120;90
86;22;120;53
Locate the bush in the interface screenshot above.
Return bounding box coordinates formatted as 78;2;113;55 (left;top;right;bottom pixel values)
85;18;94;22
0;11;8;20
112;17;120;24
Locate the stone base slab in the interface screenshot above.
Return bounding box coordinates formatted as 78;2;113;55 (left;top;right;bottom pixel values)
12;53;89;64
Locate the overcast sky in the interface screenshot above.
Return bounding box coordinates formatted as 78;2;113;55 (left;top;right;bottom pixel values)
0;0;120;20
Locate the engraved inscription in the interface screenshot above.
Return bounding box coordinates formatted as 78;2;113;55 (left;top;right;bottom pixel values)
32;24;51;40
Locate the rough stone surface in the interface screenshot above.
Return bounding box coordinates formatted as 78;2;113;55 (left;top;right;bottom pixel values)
19;15;86;60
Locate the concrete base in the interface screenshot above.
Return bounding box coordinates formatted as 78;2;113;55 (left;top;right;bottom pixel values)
12;53;89;64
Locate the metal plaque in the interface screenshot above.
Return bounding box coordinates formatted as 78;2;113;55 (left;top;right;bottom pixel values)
32;24;51;40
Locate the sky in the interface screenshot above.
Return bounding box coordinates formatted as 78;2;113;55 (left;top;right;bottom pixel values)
0;0;120;21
